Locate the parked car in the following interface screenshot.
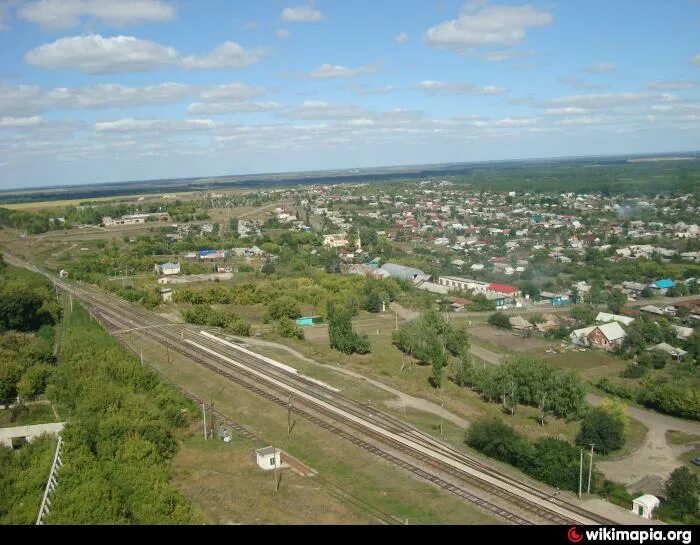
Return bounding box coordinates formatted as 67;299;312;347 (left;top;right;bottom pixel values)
691;458;700;467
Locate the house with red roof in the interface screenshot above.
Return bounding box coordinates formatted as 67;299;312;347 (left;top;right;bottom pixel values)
487;283;521;297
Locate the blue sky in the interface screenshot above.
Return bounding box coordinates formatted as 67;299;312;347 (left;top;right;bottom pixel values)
0;0;699;189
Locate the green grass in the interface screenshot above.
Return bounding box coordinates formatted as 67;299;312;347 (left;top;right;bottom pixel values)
666;430;700;446
0;403;56;427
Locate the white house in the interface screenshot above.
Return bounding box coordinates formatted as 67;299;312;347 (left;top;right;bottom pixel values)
570;322;627;350
631;494;660;519
155;262;180;276
255;446;282;470
595;312;635;326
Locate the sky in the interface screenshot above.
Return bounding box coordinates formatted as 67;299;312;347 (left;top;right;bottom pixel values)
0;0;699;190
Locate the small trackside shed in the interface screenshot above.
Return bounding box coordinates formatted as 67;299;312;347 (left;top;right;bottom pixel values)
255;446;281;470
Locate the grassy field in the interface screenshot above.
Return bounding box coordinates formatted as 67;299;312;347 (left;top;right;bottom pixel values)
0;403;57;427
171;425;372;524
273;324;585;444
125;329;500;524
666;430;700;445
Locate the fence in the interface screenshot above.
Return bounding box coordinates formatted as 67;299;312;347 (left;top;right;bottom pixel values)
36;436;63;525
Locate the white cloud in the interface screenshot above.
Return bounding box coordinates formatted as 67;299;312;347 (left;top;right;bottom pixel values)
306;62;382;79
692;53;700;66
494;117;537;127
243;20;258;30
344;84;400;95
189;83;277;115
425;3;552;52
17;0;175;30
187;101;282;115
25;35;179;74
286;101;367;119
544;107;588;116
0;82;195;116
550;92;677;109
48;82;194;108
415;80;508;95
0;85;45;117
555;116;616;126
95;118;160;132
26;35;269;73
181;41;270;69
281;3;324;23
478;48;533;62
0;116;42;128
395;32;409;44
582;62;616;74
94;117;220;132
647;80;696;90
199;83;267;102
276;28;290;38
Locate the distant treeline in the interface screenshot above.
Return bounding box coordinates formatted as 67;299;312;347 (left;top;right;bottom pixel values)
3;156;697;205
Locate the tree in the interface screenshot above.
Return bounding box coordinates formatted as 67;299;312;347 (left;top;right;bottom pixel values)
662;467;699;520
276;318;304;340
261;262;275;275
266;296;301;321
607;289;627;314
488;312;511;329
576;407;625;455
571;305;596;326
327;302;371;355
465;419;533;467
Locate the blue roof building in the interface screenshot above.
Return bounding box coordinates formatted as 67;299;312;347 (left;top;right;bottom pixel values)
653;279;675;289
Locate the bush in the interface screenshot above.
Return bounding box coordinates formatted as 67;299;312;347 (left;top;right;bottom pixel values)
621;361;650;378
488;312;511;329
277;318;304;340
465;419;533;467
594;378;636;400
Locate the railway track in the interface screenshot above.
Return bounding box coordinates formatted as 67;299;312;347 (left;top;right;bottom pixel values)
5;255;615;525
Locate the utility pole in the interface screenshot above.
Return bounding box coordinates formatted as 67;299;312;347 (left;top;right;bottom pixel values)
273;450;279;492
140;349;144;365
440;402;444;436
69;292;73;312
287;395;293;436
202;402;207;440
587;444;595;494
578;448;583;499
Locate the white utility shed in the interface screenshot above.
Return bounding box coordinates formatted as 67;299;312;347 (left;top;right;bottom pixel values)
631;494;660;519
255;446;281;470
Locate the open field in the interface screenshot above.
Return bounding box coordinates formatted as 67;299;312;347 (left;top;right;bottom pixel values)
171;426;372;524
